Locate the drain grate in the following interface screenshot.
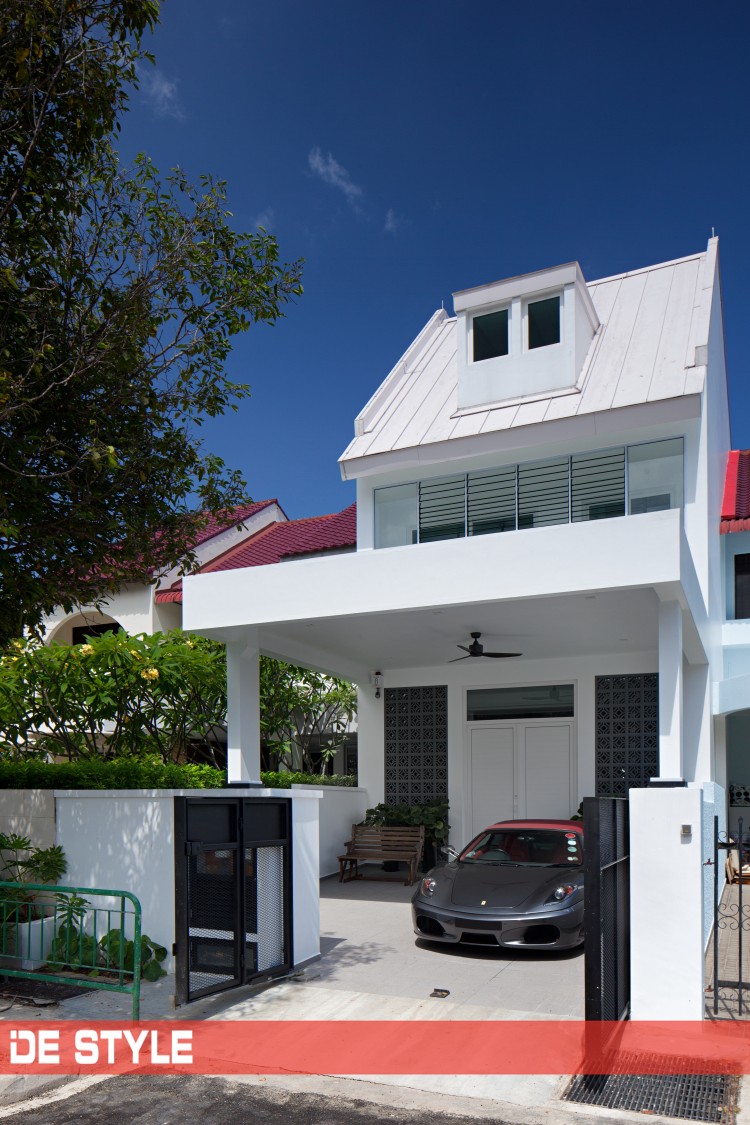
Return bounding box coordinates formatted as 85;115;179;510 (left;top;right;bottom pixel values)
564;1056;740;1124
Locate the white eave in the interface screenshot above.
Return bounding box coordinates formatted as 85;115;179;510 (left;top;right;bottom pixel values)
339;239;718;480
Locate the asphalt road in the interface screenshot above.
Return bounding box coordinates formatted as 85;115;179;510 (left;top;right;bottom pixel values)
0;1075;513;1124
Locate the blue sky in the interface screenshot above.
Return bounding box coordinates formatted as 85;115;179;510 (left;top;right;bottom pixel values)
118;0;750;519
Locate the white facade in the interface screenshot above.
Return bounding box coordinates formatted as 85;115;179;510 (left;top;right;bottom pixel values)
183;238;748;1018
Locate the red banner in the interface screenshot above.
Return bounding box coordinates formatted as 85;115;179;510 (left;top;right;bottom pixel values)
0;1021;749;1075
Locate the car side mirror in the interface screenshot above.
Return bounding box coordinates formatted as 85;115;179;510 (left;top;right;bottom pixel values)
440;845;459;861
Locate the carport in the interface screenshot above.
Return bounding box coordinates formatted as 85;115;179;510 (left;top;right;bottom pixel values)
309;875;583;1019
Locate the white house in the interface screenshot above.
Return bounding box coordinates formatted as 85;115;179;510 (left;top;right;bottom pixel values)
181;237;750;1018
184;240;732;827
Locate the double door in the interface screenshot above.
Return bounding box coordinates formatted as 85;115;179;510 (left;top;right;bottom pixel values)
468;722;575;837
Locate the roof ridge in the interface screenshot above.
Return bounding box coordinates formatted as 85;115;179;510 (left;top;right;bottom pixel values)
588;250;705;288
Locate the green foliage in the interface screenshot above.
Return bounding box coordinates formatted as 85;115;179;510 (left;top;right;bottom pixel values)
257;772;358;789
0;759;226;790
0;1;303;644
260;659;356;774
0;833;67;921
0;630;227;762
0;760;356;790
363;800;450;846
0;633;357;773
51;897;167;980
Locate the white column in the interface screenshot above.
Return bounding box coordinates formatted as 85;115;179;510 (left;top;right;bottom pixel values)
629;787;705;1019
658;600;684;779
225;631;260;784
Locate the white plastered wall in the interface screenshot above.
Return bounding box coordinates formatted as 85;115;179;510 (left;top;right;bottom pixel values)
359;650;658;848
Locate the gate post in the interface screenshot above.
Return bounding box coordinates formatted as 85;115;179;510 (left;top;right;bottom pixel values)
629;786;705;1019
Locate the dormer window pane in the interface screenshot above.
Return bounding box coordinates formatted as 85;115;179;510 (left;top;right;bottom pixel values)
473;309;509;362
528;296;560;350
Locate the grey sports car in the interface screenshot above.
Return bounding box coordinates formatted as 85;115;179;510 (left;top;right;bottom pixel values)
411;819;584;951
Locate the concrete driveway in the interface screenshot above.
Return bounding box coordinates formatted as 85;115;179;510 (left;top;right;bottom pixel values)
309;871;584;1019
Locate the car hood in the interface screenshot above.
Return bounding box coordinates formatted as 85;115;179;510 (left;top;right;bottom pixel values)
448;863;580;910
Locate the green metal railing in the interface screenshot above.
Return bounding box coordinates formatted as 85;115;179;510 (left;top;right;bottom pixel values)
0;882;142;1020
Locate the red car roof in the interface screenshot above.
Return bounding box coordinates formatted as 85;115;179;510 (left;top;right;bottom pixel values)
485;819;583;833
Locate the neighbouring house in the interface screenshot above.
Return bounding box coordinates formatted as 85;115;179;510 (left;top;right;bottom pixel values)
40;499;358;773
182;237;749;1018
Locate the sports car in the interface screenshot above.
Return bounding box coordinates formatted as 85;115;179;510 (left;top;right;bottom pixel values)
411;819;584;951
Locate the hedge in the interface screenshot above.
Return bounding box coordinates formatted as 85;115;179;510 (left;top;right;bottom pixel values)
0;761;357;790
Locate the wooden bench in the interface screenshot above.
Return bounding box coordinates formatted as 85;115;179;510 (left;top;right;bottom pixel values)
338;824;425;886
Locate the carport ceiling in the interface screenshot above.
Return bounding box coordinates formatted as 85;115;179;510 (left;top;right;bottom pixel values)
259;589;661;675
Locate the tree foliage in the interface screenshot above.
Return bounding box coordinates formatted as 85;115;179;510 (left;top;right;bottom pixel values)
0;1;303;645
0;630;227;762
260;658;357;774
0;631;357;774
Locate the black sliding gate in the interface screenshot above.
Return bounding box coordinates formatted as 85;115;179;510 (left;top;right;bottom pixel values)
174;797;292;1005
583;796;630;1021
711;814;750;1019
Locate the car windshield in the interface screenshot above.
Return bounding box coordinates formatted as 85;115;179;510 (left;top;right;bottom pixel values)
459;828;583;866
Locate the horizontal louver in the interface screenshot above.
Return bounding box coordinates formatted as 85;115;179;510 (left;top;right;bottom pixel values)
571;449;625;522
467;468;517;535
419;476;466;542
518;458;569;528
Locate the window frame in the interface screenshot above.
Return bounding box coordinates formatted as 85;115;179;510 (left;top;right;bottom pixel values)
469;303;511;365
524;291;562;352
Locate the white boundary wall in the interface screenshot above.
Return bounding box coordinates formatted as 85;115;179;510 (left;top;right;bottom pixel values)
630;786;705;1020
293;784;369;878
0;789;56;849
54;787;321;976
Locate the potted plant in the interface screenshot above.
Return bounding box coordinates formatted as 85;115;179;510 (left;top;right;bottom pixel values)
0;833;67;970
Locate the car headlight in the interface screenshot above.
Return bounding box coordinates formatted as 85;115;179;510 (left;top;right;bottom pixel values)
547;884;577;903
421;878;437;897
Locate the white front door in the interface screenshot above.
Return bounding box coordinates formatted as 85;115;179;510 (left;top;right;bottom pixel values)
469;721;574;837
470;727;516;836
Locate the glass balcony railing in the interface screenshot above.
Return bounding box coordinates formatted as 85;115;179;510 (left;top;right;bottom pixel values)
374;438;684;549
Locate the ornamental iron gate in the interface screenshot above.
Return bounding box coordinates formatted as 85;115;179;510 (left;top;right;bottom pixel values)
583;796;630;1021
174;797;292;1005
710;815;750;1019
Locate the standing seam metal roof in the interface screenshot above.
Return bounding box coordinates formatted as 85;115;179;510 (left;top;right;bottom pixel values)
339;242;716;472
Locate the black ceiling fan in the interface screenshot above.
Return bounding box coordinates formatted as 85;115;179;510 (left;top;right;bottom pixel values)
449;632;522;662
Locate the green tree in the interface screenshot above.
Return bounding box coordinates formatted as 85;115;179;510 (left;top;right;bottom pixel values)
260;658;357;774
0;1;303;646
0;630;227;762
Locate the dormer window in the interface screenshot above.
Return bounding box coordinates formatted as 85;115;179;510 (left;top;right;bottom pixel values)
473;309;509;362
454;262;599;410
527;295;560;350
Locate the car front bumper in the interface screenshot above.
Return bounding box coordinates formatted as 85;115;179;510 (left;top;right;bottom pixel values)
411;897;584;950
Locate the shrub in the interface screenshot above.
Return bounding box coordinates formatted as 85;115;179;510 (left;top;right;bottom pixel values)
0;760;356;790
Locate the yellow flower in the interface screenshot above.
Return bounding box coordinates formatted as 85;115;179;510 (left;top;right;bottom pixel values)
129;649;140;658
140;667;159;681
79;644;94;655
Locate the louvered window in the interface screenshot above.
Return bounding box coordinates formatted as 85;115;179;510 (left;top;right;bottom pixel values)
571;448;625;522
467;468;517;535
418;476;466;542
517;458;569;528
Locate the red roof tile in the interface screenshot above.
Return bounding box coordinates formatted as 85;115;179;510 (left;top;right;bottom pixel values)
721;452;750;533
155;503;357;603
191;500;280;546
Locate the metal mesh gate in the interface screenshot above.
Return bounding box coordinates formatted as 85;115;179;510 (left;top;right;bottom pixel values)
174;797;292;1005
583;796;630;1021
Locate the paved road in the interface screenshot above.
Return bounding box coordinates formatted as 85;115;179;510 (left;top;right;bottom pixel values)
0;1075;514;1124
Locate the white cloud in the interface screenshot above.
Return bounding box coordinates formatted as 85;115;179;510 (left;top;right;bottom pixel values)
308;147;363;211
384;208;401;234
254;209;275;231
140;67;185;121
